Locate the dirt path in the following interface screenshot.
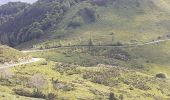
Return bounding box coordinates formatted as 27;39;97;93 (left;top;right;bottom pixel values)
21;39;170;53
0;58;41;69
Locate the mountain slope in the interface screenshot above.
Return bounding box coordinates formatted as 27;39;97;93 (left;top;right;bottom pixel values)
0;2;30;25
1;0;170;48
0;0;80;46
0;1;170;99
19;0;170;48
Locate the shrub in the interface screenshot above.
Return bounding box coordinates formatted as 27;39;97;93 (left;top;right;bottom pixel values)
41;61;48;65
79;8;96;23
109;92;117;100
46;93;57;100
119;94;124;100
83;67;123;86
68;21;81;28
32;89;46;99
0;79;13;86
13;88;33;97
28;73;47;89
13;88;46;99
52;80;75;91
54;63;80;75
155;73;167;79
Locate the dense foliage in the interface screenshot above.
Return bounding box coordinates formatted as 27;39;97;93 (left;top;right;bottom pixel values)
0;2;29;25
0;0;88;46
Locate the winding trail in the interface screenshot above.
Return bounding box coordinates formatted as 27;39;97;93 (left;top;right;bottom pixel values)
4;38;168;69
21;39;170;53
0;58;41;69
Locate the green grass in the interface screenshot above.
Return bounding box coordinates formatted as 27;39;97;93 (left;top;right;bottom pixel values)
123;40;170;76
0;59;169;100
2;41;170;99
0;45;30;64
16;0;170;50
30;40;170;78
4;0;170;99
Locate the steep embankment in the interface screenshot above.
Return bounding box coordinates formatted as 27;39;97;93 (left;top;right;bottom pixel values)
0;45;30;64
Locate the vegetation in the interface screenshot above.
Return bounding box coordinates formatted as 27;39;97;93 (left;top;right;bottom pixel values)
0;0;170;99
0;0;170;48
0;45;30;64
16;0;170;49
0;0;84;46
155;73;167;79
109;92;117;100
0;60;169;99
0;2;29;25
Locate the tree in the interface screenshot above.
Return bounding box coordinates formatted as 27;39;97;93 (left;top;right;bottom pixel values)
28;73;47;92
88;38;93;46
110;32;114;42
88;33;93;50
109;92;117;100
31;22;42;29
26;27;44;40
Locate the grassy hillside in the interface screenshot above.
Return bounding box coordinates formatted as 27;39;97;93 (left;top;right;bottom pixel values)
30;40;170;76
1;0;170;99
17;40;170;99
0;0;170;47
22;0;170;79
19;0;170;49
0;45;30;64
0;60;169;100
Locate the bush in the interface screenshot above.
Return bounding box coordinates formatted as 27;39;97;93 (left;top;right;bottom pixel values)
79;8;96;23
32;89;46;99
41;61;48;65
109;92;117;100
54;63;80;75
68;21;81;28
115;42;123;46
13;88;46;99
28;73;47;89
83;67;123;86
13;88;33;97
155;73;167;79
52;80;75;91
46;93;57;100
